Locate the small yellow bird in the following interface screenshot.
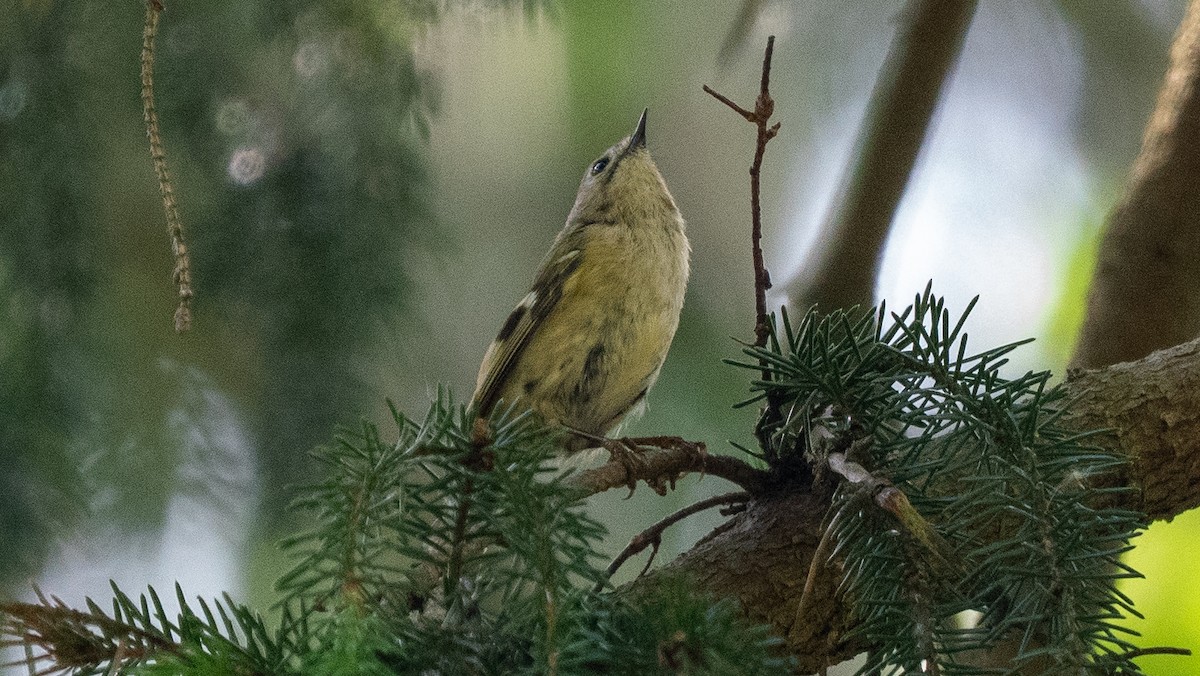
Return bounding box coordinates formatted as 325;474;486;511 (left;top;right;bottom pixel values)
471;110;690;450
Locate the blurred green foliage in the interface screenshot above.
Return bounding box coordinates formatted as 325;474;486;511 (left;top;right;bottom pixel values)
2;0;110;584
0;0;437;584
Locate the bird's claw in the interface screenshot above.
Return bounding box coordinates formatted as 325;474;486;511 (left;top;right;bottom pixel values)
603;438;661;497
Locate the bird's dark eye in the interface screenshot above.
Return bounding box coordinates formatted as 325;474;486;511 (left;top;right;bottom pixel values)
590;157;609;175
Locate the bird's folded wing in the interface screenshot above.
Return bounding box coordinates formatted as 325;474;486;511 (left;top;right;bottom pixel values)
471;247;583;417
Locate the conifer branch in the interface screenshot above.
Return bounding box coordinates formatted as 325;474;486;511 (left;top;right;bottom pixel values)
1;583;291;674
647;292;1195;672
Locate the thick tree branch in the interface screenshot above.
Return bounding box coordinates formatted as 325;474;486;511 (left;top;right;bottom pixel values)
1072;0;1200;369
1063;337;1200;521
628;335;1200;672
788;0;977;312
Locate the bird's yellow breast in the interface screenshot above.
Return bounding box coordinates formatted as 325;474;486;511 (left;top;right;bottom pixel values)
496;215;689;438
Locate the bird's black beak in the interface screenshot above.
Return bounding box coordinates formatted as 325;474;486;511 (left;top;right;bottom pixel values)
629;108;648;149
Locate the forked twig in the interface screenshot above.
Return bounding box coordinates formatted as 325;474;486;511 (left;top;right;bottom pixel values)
703;35;780;352
704;36;785;460
595;491;750;592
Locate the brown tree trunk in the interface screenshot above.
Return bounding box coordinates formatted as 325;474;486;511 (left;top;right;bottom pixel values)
788;0;977;313
1072;0;1200;369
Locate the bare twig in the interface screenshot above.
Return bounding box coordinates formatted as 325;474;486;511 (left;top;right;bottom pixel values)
596;491;750;592
566;436;769;497
141;0;193;333
788;0;977;312
704;37;786;463
703;35;780;352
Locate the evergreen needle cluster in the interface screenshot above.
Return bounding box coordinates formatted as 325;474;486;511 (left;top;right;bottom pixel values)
2;287;1171;674
1;395;787;675
732;285;1149;674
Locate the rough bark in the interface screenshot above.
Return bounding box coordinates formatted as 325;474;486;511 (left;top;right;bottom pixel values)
1063;337;1200;521
630;334;1200;672
1072;0;1200;369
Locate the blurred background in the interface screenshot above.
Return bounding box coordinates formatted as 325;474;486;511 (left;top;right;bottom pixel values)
2;0;1197;672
